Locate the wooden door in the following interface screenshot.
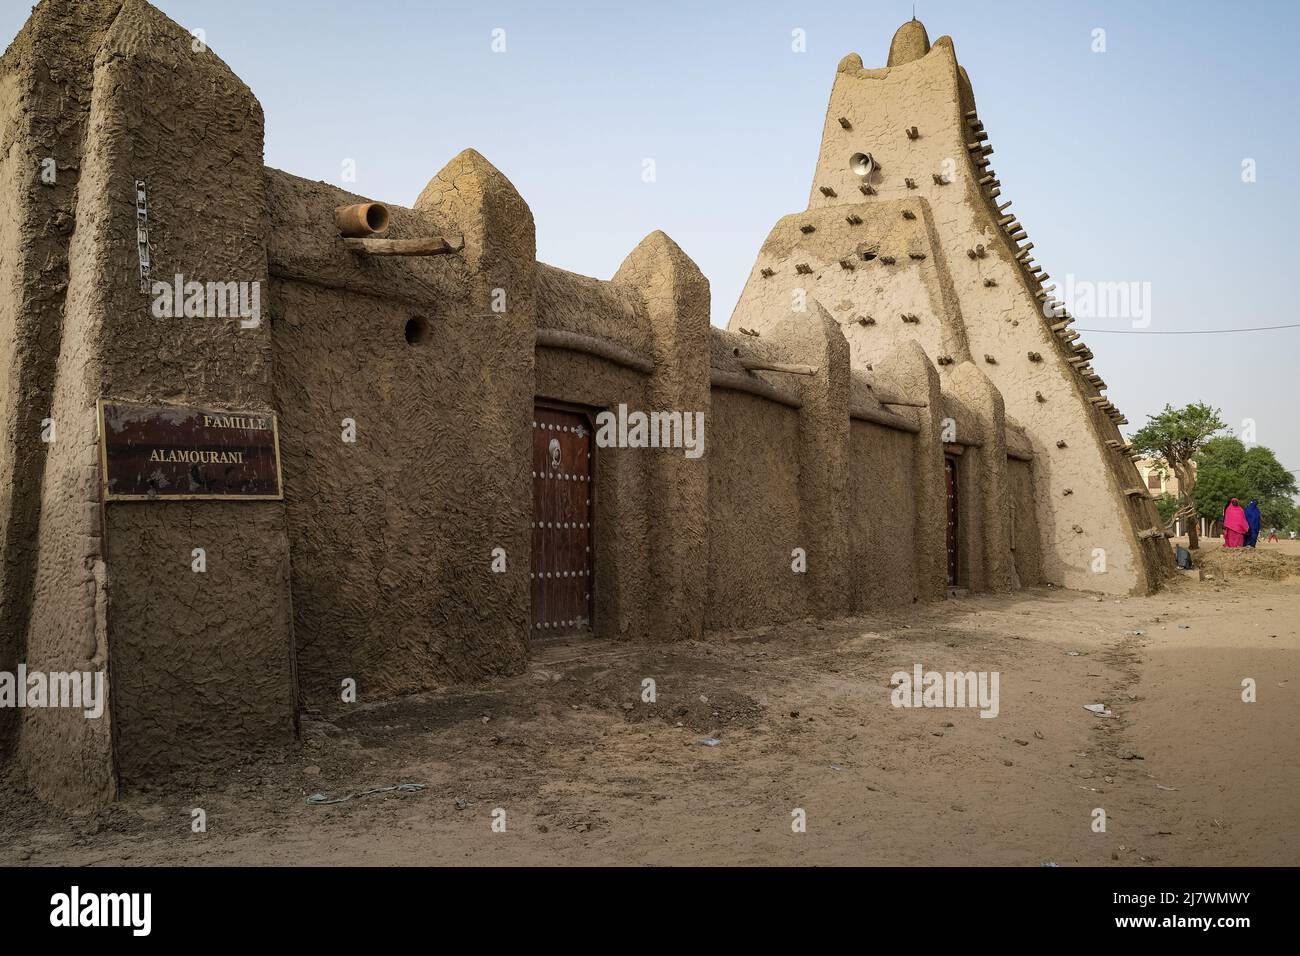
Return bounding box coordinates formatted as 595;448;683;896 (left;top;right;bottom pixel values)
945;456;959;586
531;404;593;637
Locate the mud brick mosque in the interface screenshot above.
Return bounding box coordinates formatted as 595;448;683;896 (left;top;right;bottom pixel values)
0;2;1168;806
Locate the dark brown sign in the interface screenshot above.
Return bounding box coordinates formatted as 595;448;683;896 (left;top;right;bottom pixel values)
98;399;283;501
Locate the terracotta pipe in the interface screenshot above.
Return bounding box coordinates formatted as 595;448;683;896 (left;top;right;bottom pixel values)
335;202;390;237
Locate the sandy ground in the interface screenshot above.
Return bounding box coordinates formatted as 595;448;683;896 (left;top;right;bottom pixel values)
3;540;1298;867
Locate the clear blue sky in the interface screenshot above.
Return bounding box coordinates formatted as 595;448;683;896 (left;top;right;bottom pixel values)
5;0;1298;481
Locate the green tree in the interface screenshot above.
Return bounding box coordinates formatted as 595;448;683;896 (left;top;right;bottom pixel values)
1130;403;1227;549
1153;492;1180;525
1269;498;1298;535
1194;436;1298;537
1285;501;1300;535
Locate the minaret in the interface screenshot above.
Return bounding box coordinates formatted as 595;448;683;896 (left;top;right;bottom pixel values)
729;18;1170;594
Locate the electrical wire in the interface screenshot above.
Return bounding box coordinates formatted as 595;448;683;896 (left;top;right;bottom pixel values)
1075;323;1300;334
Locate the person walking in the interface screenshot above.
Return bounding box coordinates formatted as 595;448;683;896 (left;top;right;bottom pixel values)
1222;498;1249;548
1244;499;1262;548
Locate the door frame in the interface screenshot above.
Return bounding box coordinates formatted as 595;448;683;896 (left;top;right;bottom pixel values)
531;397;599;640
944;453;959;587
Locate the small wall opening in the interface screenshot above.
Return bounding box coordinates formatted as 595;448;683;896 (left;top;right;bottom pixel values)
404;317;429;345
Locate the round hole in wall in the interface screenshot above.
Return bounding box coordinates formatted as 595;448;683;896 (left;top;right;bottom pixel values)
404;317;429;345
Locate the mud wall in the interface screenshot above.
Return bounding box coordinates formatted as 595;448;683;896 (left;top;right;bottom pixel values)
728;201;968;371
75;0;293;785
268;166;534;704
533;262;671;642
0;0;119;768
1007;457;1041;587
5;0;299;802
705;390;804;629
848;420;918;608
533;348;655;641
272;276;531;699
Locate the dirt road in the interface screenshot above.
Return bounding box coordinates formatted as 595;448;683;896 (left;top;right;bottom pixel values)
4;542;1298;866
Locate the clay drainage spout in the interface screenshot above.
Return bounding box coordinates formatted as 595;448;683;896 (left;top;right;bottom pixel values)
335;202;390;237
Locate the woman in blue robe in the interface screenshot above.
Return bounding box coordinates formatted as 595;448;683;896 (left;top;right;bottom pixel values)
1244;499;1262;548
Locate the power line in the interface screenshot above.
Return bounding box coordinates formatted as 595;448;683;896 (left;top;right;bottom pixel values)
1075;322;1300;334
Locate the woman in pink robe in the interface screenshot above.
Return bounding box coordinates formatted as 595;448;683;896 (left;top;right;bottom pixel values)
1222;498;1249;548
